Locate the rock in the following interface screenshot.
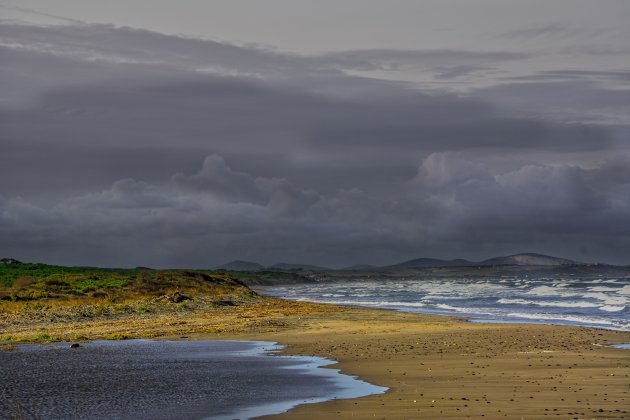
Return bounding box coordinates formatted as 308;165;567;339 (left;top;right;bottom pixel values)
70;343;80;349
212;299;236;307
159;291;192;303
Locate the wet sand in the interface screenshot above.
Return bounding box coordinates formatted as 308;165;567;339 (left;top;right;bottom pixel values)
2;298;629;419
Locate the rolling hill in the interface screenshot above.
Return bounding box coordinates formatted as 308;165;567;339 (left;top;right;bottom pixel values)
479;253;578;266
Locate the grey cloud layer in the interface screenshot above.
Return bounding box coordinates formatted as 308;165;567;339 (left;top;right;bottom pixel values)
1;154;629;267
1;20;629;266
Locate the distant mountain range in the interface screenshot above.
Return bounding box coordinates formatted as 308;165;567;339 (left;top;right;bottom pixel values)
215;260;265;271
479;253;577;267
268;262;331;271
391;258;473;268
215;260;330;271
215;253;585;272
342;264;377;270
388;253;578;269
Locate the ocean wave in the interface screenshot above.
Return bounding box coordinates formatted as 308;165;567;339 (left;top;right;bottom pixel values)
506;312;625;328
268;277;630;331
434;303;460;311
421;295;470;301
431;304;498;316
296;299;427;308
588;286;622;292
401;281;508;296
582;292;616;301
497;298;599;308
526;286;581;297
618;285;630;295
599;305;626;312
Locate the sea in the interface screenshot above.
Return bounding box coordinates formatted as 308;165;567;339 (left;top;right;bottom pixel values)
264;275;630;331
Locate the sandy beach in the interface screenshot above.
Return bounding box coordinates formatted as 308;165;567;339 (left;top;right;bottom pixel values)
2;297;629;419
255;312;630;419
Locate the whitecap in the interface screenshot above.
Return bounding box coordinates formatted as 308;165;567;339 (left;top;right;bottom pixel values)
526;286;581;297
599;305;626;312
604;296;628;306
506;312;620;327
497;298;599;308
434;303;460;311
583;292;614;301
588;286;622;292
617;285;630;295
297;299;427;308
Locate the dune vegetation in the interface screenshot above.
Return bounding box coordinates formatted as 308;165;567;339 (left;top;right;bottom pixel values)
0;260;268;347
0;260;255;303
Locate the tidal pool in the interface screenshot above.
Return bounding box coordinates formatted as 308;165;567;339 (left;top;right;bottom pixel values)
0;340;386;419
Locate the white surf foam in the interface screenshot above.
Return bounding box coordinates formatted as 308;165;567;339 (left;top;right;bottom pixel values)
267;277;630;331
497;298;599;308
506;312;622;328
588;286;622;292
618;285;630;295
526;286;581;298
599;305;626;312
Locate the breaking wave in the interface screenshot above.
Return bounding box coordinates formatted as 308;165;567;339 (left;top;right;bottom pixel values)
266;276;630;331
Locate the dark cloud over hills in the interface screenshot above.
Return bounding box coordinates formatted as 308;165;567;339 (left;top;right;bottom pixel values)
1;19;629;267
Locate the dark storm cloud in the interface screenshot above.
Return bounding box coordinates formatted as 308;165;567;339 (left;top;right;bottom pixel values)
432;65;491;80
3;72;610;150
315;49;529;77
0;21;531;80
1;153;629;267
0;21;316;77
0;67;614;207
1;20;629;266
1;24;615;201
502;23;608;40
518;70;630;82
475;80;630;125
500;70;630;87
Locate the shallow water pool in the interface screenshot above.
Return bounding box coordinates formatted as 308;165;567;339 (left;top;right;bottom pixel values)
0;340;386;419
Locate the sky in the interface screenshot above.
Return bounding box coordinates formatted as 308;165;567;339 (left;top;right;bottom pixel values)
1;1;629;267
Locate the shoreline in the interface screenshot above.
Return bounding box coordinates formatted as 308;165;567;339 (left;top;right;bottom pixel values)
226;312;630;419
198;301;630;419
2;297;630;418
0;339;384;420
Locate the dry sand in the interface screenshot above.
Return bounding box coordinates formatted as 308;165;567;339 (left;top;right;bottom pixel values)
2;297;629;419
226;303;630;419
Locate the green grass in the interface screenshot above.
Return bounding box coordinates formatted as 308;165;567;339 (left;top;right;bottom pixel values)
33;332;60;342
70;277;129;293
0;260;256;307
0;261;140;287
0;261;140;302
134;304;150;313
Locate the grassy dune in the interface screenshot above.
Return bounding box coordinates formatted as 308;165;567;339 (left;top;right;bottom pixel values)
0;261;263;346
0;261;257;302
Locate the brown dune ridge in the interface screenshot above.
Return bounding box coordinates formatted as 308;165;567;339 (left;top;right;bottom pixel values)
1;297;629;419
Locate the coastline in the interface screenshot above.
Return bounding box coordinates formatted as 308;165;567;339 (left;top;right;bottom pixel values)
224;304;630;419
2;297;629;418
0;339;384;420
